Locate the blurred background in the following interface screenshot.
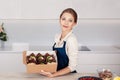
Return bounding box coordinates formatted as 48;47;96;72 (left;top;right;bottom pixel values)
0;0;120;74
0;0;120;48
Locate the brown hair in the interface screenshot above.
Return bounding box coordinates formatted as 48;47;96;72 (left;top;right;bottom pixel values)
60;8;78;23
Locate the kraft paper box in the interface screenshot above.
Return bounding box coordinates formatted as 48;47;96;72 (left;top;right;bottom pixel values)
23;51;57;73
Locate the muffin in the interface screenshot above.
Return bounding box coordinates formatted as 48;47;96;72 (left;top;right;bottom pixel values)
26;53;37;64
45;53;56;64
98;69;113;80
36;53;45;64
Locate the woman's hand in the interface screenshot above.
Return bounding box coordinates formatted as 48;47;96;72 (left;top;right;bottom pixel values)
40;70;54;78
40;67;71;78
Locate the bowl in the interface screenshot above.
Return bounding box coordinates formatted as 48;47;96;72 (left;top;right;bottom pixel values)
78;76;102;80
97;68;113;80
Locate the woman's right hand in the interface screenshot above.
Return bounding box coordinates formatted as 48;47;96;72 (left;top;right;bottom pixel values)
39;70;54;78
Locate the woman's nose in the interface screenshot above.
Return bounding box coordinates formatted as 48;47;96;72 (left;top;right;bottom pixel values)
64;21;69;25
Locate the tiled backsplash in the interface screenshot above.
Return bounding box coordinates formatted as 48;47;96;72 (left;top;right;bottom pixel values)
0;19;120;48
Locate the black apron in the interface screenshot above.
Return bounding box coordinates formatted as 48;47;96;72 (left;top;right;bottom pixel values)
53;41;77;73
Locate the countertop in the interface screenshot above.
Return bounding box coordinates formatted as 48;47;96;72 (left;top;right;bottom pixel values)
1;45;120;52
0;46;87;52
0;73;96;80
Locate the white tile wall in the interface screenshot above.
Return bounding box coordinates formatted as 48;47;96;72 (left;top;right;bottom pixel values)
1;19;120;47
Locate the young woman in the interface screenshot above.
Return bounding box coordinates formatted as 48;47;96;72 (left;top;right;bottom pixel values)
40;8;78;77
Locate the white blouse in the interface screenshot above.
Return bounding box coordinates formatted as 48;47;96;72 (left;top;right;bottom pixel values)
54;30;78;72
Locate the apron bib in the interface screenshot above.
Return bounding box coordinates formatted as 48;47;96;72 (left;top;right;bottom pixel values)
53;41;69;71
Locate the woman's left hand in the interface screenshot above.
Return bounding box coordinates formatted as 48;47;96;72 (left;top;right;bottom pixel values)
40;70;54;78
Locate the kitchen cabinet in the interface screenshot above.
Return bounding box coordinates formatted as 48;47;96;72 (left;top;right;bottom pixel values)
1;0;120;19
0;47;120;75
77;46;120;75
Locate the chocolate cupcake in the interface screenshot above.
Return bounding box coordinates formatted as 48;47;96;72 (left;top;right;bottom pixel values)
45;53;56;63
36;53;45;64
98;69;113;80
26;53;37;64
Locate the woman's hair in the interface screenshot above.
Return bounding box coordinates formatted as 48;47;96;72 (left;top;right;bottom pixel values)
60;8;78;23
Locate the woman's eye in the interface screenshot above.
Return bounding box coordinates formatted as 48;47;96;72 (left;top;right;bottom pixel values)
69;20;73;22
62;18;65;20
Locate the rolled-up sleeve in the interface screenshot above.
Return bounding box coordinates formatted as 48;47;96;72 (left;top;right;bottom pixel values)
66;36;78;72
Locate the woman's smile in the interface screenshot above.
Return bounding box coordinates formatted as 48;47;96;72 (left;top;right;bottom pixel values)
63;25;69;28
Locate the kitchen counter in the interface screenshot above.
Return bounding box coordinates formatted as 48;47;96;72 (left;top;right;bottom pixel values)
0;46;88;52
0;73;96;80
87;46;120;51
0;46;120;74
1;45;120;52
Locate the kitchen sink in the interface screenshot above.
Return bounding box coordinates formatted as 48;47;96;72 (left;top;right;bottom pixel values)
79;46;91;51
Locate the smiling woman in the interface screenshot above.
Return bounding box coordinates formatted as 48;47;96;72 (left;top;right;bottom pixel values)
39;8;79;78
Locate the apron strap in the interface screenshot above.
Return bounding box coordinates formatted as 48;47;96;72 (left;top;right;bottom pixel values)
53;43;56;48
63;41;66;48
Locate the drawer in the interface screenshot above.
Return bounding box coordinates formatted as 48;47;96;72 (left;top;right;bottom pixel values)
78;52;120;64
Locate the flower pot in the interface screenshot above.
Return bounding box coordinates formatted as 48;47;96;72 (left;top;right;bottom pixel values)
0;40;5;48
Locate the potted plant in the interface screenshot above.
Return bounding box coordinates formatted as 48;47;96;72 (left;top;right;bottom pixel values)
0;23;8;48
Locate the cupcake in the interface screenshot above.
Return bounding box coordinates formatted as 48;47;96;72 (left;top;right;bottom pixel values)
45;53;56;64
26;53;37;64
98;69;113;80
36;53;45;64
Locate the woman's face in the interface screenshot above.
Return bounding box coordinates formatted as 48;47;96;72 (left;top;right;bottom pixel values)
60;12;76;32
